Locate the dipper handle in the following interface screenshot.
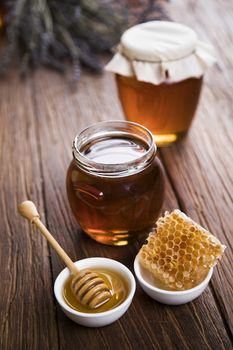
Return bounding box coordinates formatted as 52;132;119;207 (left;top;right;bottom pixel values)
18;200;78;275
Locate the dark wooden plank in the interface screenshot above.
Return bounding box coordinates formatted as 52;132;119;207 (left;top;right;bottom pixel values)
0;74;59;349
33;68;232;349
162;0;233;336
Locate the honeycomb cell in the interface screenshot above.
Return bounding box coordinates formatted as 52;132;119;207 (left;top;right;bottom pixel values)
160;251;166;258
166;249;173;256
153;254;160;261
185;254;192;261
179;249;185;256
148;242;154;250
167;241;174;248
171;268;177;275
140;252;147;260
176;281;183;289
162;272;169;279
192;258;197;266
174;237;181;244
184;261;191;272
186;246;194;254
199;256;204;264
180;242;187;249
179;256;186;264
161;244;166;252
178;265;184;272
165;256;172;262
161;236;168;243
188;232;195;239
163;264;170;272
158;258;165;267
200;248;206;255
139;210;225;291
176;271;184;281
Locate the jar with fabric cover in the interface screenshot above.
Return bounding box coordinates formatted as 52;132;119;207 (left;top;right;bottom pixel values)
106;21;217;146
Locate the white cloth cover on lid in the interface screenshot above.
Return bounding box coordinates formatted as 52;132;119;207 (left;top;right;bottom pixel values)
105;21;217;85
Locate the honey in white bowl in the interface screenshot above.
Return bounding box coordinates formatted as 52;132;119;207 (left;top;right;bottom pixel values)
63;268;129;313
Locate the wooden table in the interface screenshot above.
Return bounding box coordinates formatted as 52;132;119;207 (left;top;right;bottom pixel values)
0;1;232;349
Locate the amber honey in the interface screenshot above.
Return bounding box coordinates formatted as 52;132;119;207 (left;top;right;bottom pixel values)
116;75;203;146
66;121;165;245
63;268;128;313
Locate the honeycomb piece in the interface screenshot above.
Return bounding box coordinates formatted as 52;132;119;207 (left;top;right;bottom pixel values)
139;210;226;291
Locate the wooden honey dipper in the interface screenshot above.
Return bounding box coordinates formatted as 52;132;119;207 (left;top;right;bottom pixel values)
18;200;112;309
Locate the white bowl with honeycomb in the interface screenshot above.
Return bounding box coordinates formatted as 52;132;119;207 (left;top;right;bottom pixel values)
134;210;225;305
134;254;213;305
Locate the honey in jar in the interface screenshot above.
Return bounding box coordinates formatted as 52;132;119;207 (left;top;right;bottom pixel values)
66;121;165;246
106;21;217;146
116;75;203;146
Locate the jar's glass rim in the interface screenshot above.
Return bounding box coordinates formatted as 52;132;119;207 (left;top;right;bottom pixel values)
72;120;156;177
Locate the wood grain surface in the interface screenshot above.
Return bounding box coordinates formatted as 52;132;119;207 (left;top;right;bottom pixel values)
0;1;232;349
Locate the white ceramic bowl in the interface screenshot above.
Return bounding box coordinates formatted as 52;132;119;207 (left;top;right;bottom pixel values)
54;257;136;327
134;254;213;305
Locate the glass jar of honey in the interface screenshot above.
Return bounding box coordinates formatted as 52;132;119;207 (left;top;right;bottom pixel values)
106;21;217;146
66;121;165;246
